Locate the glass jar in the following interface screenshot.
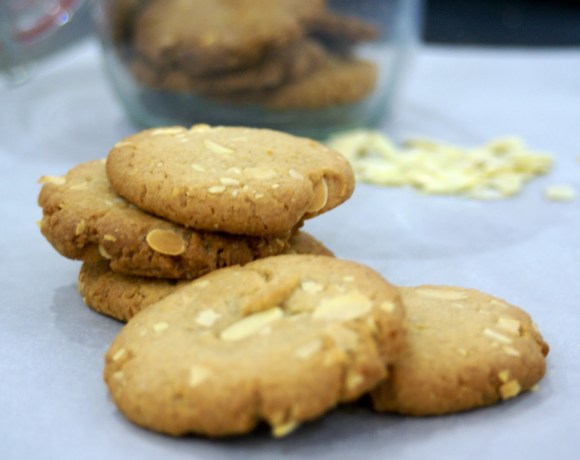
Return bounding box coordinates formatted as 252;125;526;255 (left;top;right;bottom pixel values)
93;0;422;138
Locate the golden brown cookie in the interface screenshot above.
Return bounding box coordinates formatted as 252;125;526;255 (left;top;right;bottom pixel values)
104;255;405;437
133;0;308;77
79;259;187;322
130;39;327;96
371;285;549;416
106;125;355;236
262;56;377;109
38;160;293;279
226;55;378;110
79;232;333;322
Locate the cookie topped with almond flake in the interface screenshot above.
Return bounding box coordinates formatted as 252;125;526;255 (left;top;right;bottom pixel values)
78;231;334;322
371;285;549;416
104;254;404;437
38;160;292;280
105;124;355;236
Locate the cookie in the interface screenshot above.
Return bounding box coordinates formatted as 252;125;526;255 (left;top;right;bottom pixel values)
264;56;377;109
130;39;327;96
79;259;187;322
38;160;293;279
104;254;405;437
371;285;549;416
79;232;333;322
227;55;378;110
304;11;380;45
106;125;355;236
133;0;306;77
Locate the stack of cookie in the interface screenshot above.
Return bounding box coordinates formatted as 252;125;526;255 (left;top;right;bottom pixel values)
111;0;379;109
38;124;355;320
37;124;549;439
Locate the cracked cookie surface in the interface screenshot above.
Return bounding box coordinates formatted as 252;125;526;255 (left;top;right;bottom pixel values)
104;254;404;437
371;285;549;415
38;160;292;279
105;125;355;236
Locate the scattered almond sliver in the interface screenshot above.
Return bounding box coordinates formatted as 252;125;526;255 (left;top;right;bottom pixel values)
326;129;554;199
544;184;577;202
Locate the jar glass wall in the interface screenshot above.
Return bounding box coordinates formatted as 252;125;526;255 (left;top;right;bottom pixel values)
93;0;423;138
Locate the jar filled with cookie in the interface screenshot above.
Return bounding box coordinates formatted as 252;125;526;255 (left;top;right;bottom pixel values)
93;0;423;138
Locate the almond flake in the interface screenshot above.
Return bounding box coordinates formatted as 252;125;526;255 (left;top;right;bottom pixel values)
38;175;66;185
295;340;322;359
244;167;277;180
313;292;372;321
483;328;513;344
98;245;113;260
379;300;395;313
195;309;221;327
301;281;324;294
502;346;521;357
219;177;240;186
146;229;185;256
346;371;365;390
415;288;468;300
498;370;511;382
204;139;234;154
75;219;87;236
191;163;206;172
208;185;226;194
153;322;169;332
499;380;521;399
220;308;283;341
151;127;185;136
306;179;328;213
189;365;212;387
272;421;299;438
112;348;127;362
289;169;304;180
497;317;521;335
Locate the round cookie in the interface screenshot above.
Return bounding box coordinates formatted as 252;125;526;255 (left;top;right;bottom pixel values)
105;125;355;236
38;160;293;279
226;56;378;110
133;0;306;77
130;39;327;96
371;285;549;416
261;56;378;110
79;259;186;322
104;255;405;437
79;231;334;322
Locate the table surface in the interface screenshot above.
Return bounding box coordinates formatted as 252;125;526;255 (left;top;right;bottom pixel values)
1;40;579;460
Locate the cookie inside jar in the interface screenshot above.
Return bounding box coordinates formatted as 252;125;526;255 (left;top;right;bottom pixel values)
95;0;422;137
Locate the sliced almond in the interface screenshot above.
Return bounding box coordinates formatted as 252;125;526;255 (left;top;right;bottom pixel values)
195;309;221;327
295;340;322;359
497;317;521;336
146;229;186;256
188;365;212;387
313;291;373;321
220;307;283;341
499;380;521;399
272;421;299;438
244;166;277;180
306;179;328;213
204;139;234;154
38;175;66;185
415;288;468;300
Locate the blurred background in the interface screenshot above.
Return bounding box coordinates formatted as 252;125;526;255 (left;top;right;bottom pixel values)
40;0;580;59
